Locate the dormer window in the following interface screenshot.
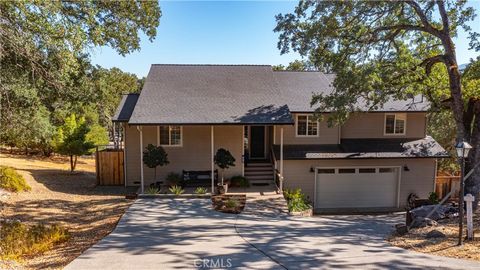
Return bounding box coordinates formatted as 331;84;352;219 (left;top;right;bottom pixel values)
296;114;318;137
384;113;406;135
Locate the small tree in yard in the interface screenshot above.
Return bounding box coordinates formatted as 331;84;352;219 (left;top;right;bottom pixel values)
143;144;169;182
214;148;236;185
53;114;108;172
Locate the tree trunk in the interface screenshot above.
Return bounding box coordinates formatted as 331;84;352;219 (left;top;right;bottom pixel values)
73;156;78;172
70;155;74;172
221;169;224;185
465;102;480;209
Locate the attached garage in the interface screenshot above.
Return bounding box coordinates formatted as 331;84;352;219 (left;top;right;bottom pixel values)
314;166;400;211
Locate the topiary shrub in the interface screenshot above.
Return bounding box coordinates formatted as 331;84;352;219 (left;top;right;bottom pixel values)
214;148;236;185
0;166;31;192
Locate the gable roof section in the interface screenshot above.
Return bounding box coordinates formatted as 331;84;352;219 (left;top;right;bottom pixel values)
273;71;430;112
128;65;293;125
112;94;139;122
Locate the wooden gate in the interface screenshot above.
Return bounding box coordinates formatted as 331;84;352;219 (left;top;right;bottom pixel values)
435;175;460;200
96;148;124;186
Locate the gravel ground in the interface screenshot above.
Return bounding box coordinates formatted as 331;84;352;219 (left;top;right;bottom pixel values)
0;153;134;269
388;211;480;261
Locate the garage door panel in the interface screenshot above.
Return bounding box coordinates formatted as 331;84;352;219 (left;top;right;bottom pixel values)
316;168;398;209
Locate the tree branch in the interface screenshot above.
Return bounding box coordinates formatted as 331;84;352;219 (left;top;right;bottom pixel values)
405;0;442;38
419;54;447;75
436;0;450;35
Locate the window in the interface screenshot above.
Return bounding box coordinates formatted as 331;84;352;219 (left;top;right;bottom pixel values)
296;115;318;136
338;168;356;174
385;113;406;135
359;168;376;173
317;168;335;174
159;126;182;146
379;168;395;173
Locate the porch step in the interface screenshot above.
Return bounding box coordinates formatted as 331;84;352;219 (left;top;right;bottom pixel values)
247;162;272;167
245;162;274;185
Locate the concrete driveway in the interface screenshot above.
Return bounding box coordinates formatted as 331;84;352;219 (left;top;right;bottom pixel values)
66;198;480;270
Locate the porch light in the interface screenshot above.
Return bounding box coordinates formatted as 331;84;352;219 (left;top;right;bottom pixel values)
455;141;472;158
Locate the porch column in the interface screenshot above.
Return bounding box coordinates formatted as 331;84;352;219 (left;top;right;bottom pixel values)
137;126;144;194
211;125;215;194
280;127;284;192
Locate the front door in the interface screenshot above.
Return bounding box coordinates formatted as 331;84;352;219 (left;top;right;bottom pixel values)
250;126;265;159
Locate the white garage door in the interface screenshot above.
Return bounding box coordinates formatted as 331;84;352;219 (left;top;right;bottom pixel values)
315;167;399;209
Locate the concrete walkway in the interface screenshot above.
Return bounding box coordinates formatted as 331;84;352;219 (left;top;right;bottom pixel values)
66;197;480;270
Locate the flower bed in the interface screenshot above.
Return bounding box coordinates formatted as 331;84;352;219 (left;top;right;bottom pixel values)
211;194;246;214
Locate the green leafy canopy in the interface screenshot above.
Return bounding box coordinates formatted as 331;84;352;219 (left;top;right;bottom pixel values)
275;0;478;124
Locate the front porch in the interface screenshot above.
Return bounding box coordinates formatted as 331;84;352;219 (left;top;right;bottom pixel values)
127;123;287;194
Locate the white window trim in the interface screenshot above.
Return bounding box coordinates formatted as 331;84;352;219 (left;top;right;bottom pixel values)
295;114;319;137
158;125;183;147
384;113;407;136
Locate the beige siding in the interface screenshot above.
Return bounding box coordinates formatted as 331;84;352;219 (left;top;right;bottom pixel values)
124;125;243;186
273;113;339;145
282;158;435;208
341;112;426;139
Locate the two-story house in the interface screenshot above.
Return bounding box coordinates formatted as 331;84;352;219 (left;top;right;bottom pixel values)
113;64;448;213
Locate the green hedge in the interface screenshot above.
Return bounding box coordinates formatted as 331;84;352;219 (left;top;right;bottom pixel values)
0;166;31;192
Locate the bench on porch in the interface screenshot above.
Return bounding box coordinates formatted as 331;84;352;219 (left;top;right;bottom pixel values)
182;169;218;188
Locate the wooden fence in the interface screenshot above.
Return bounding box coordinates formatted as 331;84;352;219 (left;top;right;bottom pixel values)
435;175;460;200
96;148;124;186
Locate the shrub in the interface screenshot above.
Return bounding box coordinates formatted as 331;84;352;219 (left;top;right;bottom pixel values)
166;172;182;186
224;198;238;208
169;185;185;195
194;187;208;194
283;188;311;212
0;166;31;192
428;192;439;204
0;221;69;260
145;186;160;195
230;175;249;187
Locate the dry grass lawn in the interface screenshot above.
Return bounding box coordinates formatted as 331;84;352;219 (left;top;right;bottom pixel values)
389;211;480;261
0;152;133;269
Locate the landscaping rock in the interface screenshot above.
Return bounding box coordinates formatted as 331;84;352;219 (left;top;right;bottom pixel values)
411;217;438;228
410;204;457;221
395;223;408;235
426;229;446;239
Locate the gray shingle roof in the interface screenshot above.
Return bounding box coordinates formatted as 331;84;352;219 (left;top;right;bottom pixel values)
112;94;139;122
114;65;431;124
273;71;430;112
128;65;293;125
272;137;448;160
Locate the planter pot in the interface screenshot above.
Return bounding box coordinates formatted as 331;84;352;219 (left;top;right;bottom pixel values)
217;184;228;194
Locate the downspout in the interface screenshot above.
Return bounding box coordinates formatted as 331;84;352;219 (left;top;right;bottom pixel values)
123;123;127;188
280;127;284;192
137;126;144;194
211;126;215;194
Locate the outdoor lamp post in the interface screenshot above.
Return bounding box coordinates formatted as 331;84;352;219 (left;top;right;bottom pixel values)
455;141;472;246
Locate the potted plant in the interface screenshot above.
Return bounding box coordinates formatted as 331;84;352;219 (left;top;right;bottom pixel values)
214;148;235;194
143;144;169;190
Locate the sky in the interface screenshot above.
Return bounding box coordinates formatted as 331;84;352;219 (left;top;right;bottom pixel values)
91;1;480;78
